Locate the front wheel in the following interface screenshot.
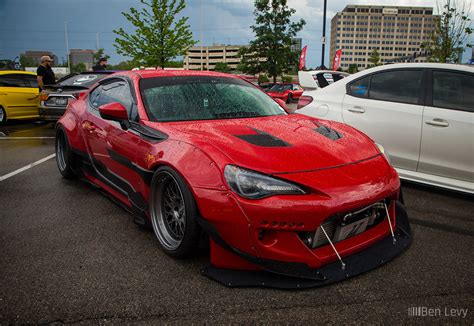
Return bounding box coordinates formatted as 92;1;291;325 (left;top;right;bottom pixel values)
150;167;201;258
55;128;75;178
0;107;6;125
286;93;293;104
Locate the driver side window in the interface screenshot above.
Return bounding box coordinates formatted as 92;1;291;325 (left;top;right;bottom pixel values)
89;80;133;115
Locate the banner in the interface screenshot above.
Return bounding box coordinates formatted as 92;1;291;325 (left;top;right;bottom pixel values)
299;45;307;70
333;49;342;71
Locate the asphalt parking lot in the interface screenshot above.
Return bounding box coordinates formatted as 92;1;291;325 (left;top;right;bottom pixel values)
0;120;473;324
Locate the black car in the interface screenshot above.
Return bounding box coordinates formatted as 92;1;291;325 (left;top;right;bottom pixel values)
38;71;114;121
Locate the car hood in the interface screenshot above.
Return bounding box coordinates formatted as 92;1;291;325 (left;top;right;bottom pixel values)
160;115;380;174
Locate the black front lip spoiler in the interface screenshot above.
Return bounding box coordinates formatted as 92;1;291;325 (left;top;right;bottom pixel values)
200;201;411;289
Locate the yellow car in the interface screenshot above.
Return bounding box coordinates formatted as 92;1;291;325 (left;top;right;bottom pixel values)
0;70;40;124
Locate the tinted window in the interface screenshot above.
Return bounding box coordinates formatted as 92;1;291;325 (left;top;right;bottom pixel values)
369;70;422;105
97;81;132;111
0;74;29;87
432;71;474;112
24;75;38;88
59;73;109;88
349;76;370;98
140;76;286;122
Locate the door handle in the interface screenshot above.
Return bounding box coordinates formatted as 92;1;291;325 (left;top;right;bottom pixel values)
28;95;39;100
348;106;365;113
425;119;449;127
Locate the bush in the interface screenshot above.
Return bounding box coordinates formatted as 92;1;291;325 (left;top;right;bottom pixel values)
258;74;269;83
281;75;293;83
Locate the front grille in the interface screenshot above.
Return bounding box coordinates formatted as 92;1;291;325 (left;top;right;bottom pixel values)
300;200;389;249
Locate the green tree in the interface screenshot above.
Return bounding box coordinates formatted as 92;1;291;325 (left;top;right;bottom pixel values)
422;0;472;63
93;48;110;63
114;0;196;68
258;74;269;83
368;48;380;67
71;62;86;73
281;75;293;82
19;55;36;68
348;64;359;74
214;62;231;73
239;0;305;83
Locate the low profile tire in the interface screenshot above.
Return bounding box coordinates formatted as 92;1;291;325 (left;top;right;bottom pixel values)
150;166;201;258
55;128;75;179
0;106;6;125
286;94;293;104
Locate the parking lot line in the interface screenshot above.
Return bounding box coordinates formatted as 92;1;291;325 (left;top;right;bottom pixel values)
0;154;56;182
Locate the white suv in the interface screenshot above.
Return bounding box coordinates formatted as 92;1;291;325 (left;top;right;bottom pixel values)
297;63;474;194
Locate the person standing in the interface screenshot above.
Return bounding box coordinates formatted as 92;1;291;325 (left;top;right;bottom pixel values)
92;57;108;71
37;55;56;89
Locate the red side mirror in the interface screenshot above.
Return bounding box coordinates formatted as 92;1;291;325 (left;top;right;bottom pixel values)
99;102;128;121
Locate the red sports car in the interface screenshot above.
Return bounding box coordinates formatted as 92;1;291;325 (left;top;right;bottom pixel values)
265;83;304;103
55;70;411;288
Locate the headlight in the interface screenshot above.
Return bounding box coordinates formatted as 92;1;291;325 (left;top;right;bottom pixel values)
376;143;391;163
224;165;306;199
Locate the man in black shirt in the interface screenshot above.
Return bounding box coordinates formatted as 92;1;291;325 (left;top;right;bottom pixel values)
92;57;108;71
37;55;56;89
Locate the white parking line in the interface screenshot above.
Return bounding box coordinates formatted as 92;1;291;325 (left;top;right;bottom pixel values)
0;137;55;140
0;154;56;182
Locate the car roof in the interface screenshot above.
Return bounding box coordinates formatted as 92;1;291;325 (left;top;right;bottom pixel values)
360;62;473;73
129;69;242;79
0;70;36;76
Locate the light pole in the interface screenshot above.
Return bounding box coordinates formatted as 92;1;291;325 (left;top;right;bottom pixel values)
321;0;327;68
64;21;70;72
200;0;203;71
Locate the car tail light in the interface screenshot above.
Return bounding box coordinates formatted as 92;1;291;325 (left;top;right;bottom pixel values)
39;92;49;101
45;96;70;106
73;91;87;99
297;95;313;110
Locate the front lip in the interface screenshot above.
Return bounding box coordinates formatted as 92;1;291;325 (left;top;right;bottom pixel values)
201;201;411;288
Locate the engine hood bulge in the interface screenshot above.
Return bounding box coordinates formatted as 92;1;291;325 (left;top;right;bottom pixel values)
162;115;380;174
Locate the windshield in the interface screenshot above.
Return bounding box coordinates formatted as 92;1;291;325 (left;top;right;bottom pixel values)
268;84;292;92
58;73;108;88
140;76;286;122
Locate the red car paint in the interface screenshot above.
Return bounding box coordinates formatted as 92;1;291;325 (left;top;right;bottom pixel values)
57;70;407;282
265;83;304;103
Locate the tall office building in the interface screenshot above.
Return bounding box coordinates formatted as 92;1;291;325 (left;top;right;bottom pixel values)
330;5;436;70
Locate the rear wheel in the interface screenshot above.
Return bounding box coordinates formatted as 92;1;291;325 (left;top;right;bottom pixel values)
0;107;6;125
150;167;201;258
55;128;75;178
286;93;293;104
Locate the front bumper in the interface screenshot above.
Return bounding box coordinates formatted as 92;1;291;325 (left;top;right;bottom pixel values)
201;201;411;288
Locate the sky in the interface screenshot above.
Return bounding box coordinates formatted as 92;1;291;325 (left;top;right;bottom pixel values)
0;0;473;68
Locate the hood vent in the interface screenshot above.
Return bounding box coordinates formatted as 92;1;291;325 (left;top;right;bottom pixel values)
235;128;290;147
314;125;342;141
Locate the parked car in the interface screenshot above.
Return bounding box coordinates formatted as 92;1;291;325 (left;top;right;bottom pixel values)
298;70;349;90
265;83;304;103
55;70;410;288
297;63;474;194
38;71;114;121
0;70;39;124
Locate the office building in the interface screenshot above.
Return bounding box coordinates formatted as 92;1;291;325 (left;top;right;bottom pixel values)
184;44;243;71
21;51;58;66
330;5;436;70
69;49;95;70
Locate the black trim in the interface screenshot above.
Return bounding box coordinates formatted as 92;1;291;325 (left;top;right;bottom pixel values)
201;201;411;288
106;148;154;186
235;128;291;147
129;121;168;142
70;148;149;218
314;125;343;140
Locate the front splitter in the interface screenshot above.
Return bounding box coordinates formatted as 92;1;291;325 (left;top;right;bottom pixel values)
201;201;411;289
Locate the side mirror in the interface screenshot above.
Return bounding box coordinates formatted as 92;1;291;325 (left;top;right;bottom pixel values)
99;102;128;121
275;98;295;114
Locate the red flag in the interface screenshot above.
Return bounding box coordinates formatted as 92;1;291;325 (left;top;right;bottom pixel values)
299;45;307;70
332;49;342;71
